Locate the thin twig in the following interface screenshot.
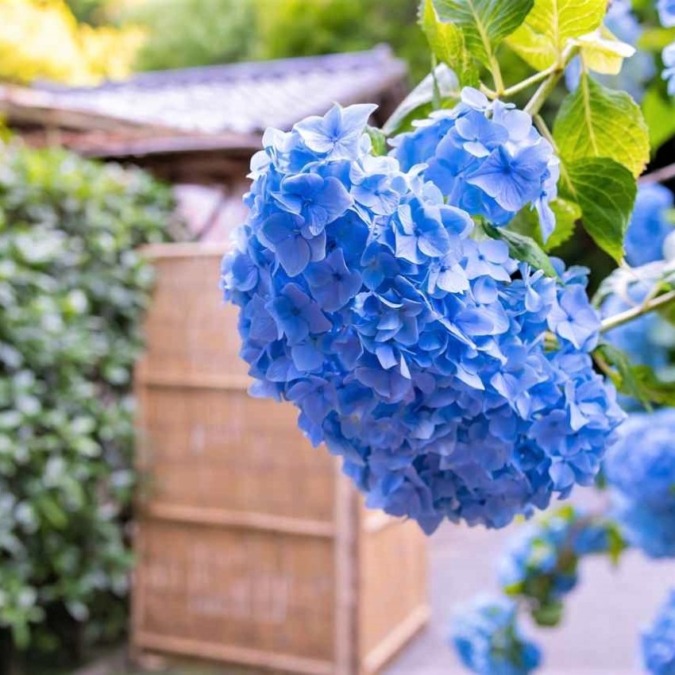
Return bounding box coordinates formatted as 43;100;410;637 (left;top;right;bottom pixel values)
640;162;675;185
601;289;675;333
524;45;578;116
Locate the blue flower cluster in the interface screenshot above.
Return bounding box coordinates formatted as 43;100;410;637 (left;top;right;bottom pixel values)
625;183;674;267
451;595;541;675
391;89;560;240
659;0;675;28
643;590;675;675
605;410;675;559
499;506;610;619
602;280;669;376
222;99;624;533
664;43;675;96
660;0;675;94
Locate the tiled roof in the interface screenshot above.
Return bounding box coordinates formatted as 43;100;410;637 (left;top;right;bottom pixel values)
35;46;407;136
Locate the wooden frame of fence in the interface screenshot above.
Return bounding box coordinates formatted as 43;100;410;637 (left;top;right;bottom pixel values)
131;244;429;675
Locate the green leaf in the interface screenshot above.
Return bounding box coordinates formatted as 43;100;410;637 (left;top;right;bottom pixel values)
381;64;459;136
419;0;479;86
482;222;558;277
508;198;580;250
561;157;637;263
507;0;607;71
554;74;650;178
642;85;675;152
594;343;675;406
366;126;388;156
546;198;581;250
607;522;628;566
532;600;564;627
432;0;534;67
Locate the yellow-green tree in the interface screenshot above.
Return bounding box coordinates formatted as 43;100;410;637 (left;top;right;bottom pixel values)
0;0;143;85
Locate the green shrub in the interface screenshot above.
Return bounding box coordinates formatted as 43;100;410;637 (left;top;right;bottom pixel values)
0;145;177;663
254;0;429;81
118;0;258;71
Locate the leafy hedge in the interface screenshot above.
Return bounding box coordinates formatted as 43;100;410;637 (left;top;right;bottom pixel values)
0;144;177;663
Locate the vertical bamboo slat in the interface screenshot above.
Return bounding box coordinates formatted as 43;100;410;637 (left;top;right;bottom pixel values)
132;244;429;674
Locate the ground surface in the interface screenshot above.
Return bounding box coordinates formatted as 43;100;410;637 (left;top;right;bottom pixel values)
386;492;675;675
70;493;675;675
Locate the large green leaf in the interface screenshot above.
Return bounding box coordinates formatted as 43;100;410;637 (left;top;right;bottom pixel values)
507;0;607;71
419;0;478;85
553;74;650;178
432;0;534;67
561;157;637;263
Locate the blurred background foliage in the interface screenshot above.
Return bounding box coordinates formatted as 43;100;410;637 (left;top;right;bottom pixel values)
0;0;143;85
0;145;178;670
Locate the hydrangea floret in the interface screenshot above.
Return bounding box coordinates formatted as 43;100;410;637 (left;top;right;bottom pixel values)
642;589;675;675
624;183;674;267
499;506;610;623
390;89;560;240
450;595;541;675
222;97;624;534
664;43;675;96
604;409;675;559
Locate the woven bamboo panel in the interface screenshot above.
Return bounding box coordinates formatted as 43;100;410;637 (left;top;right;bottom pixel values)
137;387;335;522
133;243;429;675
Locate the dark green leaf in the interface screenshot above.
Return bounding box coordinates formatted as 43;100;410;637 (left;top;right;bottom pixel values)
419;0;479;85
532;600;564;627
432;0;534;67
483;222;558;277
561;157;637;263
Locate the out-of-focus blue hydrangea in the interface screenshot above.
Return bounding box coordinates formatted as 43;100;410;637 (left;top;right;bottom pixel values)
664;43;675;96
566;0;655;102
625;183;674;266
499;506;610;615
643;590;675;674
451;595;541;675
659;0;675;28
390;89;560;240
602;280;668;374
222;98;624;534
605;410;675;558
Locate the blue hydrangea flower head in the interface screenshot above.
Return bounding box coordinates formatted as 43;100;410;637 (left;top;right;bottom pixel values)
664;42;675;96
223;102;624;534
643;590;675;674
624;183;674;266
499;506;610;614
451;595;541;674
659;0;675;27
391;88;560;240
605;410;675;558
601;279;672;404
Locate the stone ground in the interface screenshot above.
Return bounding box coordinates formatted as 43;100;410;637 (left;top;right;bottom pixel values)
386;494;675;675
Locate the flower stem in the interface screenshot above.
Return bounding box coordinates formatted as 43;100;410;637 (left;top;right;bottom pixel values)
601;289;675;333
489;54;505;95
502;67;557;98
524;45;578;116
